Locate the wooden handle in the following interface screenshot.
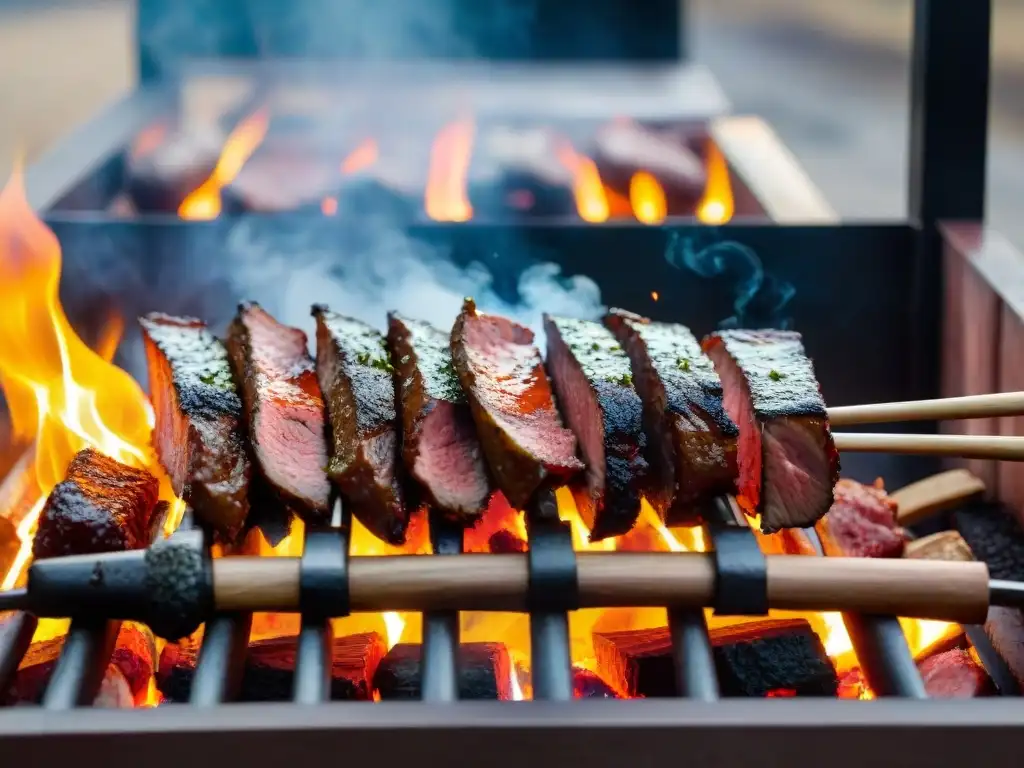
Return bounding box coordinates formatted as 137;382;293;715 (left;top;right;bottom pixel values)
828;391;1024;426
890;469;985;526
833;432;1024;460
212;552;990;624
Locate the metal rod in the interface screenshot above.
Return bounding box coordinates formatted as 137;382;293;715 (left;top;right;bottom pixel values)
529;612;574;701
189;613;252;706
41;619;120;709
421;517;463;702
668;608;719;700
293;621;332;704
964;624;1020;696
0;612;37;695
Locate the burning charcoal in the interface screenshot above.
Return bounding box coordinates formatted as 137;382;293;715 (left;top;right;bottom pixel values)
704;330;840;532
544;315;650;539
591;120;706;214
904;530;974;562
125;128;223;214
313;307;408;544
373;642;513;701
226;302;331;525
573;667;620;698
32;448;159;560
223;143;343;214
593;619;838;698
488;528;527;553
5;623;155;706
0;514;17;580
467;125;576;218
157;631;386;703
140;313;251;542
387;313;491;524
816;479;906;559
605;309;738;525
451;299;583;509
918;649;994;698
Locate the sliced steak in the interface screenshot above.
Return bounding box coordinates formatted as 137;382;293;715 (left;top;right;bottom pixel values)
451;299;582;509
815;478;906;558
140;313;251;542
314;306;408;544
32;448;159;559
226;302;331;524
544;314;648;540
605;309;738;525
387;312;491;523
703;330;839;532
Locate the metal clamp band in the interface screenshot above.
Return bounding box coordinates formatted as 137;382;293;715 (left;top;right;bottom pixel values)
526;513;580;613
300;527;349;620
705;497;768;616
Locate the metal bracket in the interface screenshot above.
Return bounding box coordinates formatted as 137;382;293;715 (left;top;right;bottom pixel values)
299;527;349;620
526;513;580;613
704;497;768;616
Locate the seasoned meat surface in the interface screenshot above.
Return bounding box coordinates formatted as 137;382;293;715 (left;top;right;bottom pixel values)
315;306;408;544
140;312;250;541
545;314;649;540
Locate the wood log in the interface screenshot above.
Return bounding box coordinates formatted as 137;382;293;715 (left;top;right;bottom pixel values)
918;649;994;698
0;514;18;580
3;623;154;706
373;642;513;700
593;618;838;699
573;667;620;698
904;530;974;562
890;469;985;526
157;631;385;703
487;529;528;554
125;128;223;214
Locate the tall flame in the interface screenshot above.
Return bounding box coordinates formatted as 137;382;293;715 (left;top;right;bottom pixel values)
425;119;474;222
178;108;271;221
556;143;609;224
0;165;178;589
696;141;735;224
629;171;667;225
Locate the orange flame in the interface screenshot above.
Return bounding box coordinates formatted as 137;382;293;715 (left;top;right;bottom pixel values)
178;108;271;220
629;171;667;225
0;165;181;593
341;139;379;176
555;143;609;223
696;141;735;224
425;119;474;222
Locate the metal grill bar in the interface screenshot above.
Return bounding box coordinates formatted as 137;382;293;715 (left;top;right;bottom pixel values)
0;613;36;695
293;621;332;704
668;608;719;700
41;618;120;709
964;625;1019;696
189;613;251;706
421;518;463;702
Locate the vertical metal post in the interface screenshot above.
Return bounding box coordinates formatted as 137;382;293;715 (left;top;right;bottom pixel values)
420;517;463;702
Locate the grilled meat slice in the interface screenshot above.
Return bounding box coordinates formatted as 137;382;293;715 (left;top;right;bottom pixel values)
387;312;491;523
314;306;408;544
703;330;839;532
451;299;583;509
140;313;250;541
226;302;331;524
605;309;738;525
544;315;648;540
816;478;905;558
33;448;159;559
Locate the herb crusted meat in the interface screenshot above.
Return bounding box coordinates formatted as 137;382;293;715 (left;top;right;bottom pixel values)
605;309;738;525
544;314;649;540
226;302;331;525
388;312;491;523
314;306;408;544
703;329;839;532
140;312;251;541
451;298;582;509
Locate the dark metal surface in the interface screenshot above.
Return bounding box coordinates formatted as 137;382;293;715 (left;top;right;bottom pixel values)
4;699;1024;768
421;518;463;702
0;613;36;695
705;498;768;616
964;624;1020;696
189;613;252;706
667;608;719;700
40;619;120;709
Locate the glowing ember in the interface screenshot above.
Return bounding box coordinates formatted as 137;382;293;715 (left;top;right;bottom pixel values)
629;171;667;225
555;143;609;224
341;139;379;176
0;166;182;597
321;196;338;216
425;119;474;222
696;141;735;224
178;108;271;220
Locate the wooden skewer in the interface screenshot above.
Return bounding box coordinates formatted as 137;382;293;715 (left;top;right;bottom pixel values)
210;552;991;625
832;433;1024;461
828;391;1024;426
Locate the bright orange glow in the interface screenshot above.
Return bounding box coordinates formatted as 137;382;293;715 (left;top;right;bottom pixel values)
629;171;667;225
321;196;338;217
696;141;735;224
341;139;379;176
555;143;609;223
0;165;181;598
650;291;659;302
178;108;271;220
425;119;474;222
